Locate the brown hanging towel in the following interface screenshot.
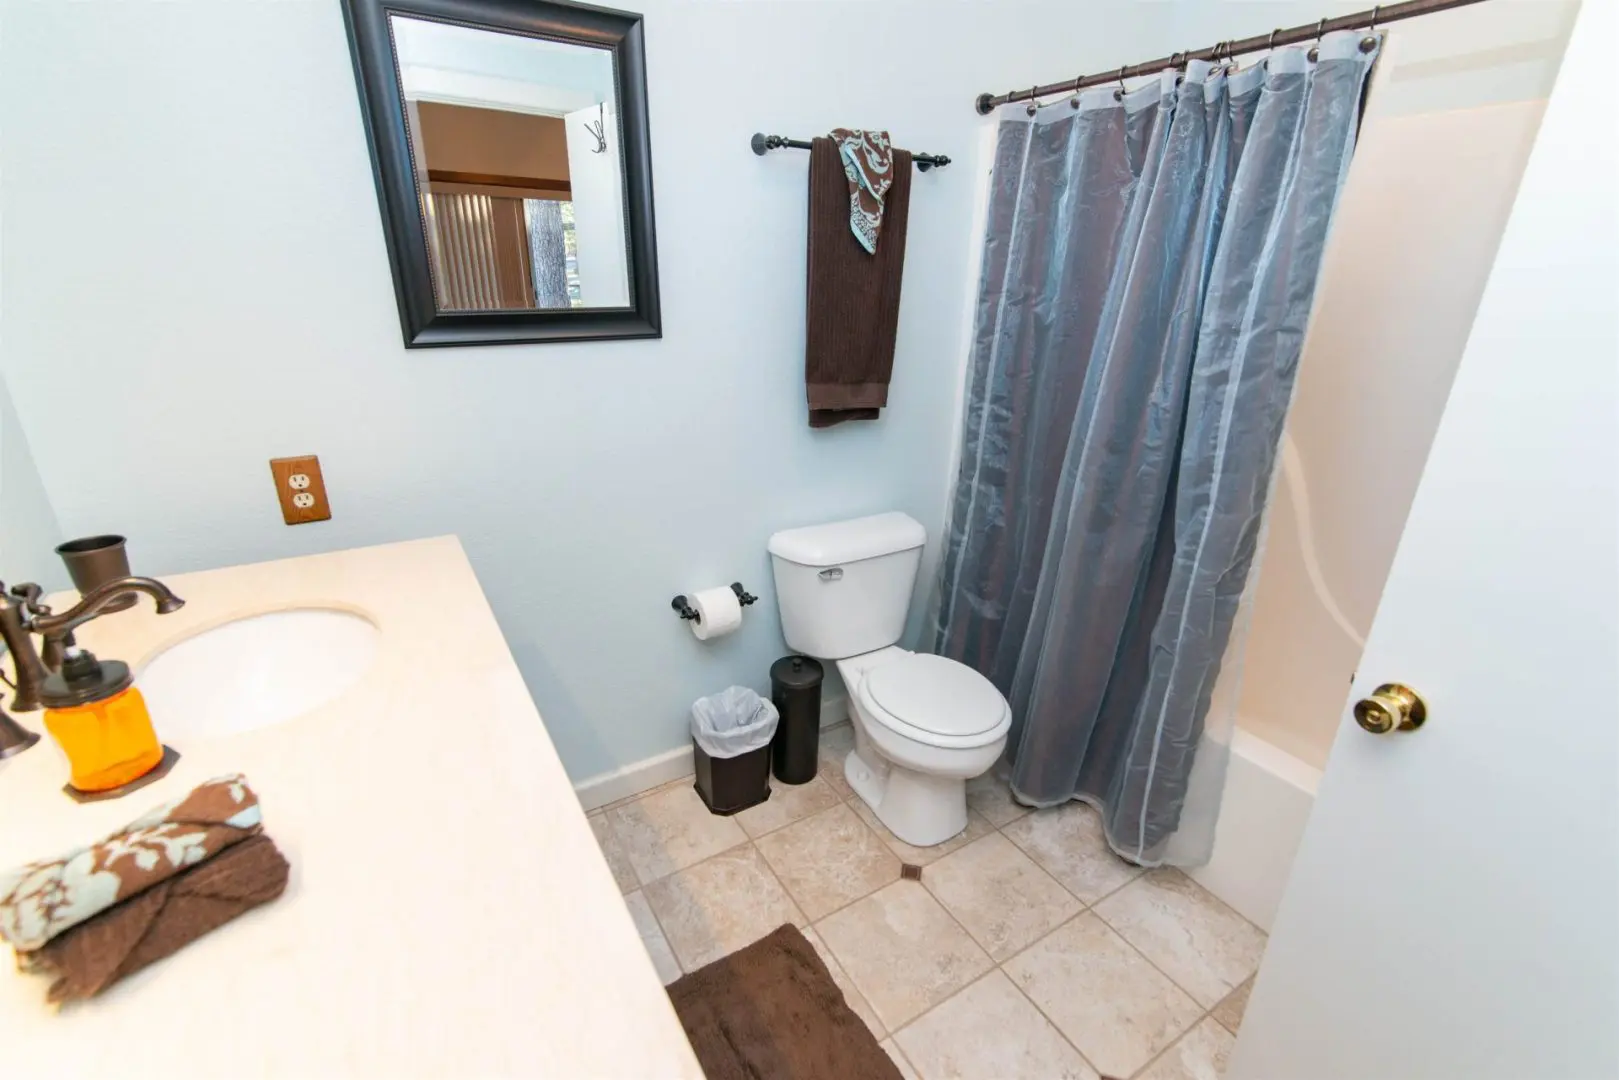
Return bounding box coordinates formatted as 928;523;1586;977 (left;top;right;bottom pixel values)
805;136;912;428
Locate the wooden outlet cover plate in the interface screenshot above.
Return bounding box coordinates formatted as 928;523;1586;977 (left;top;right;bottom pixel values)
269;455;332;525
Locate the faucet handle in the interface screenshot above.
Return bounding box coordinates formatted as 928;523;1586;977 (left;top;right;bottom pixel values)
8;583;50;617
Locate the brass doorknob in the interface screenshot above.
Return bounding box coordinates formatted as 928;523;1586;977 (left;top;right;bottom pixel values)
1353;683;1427;734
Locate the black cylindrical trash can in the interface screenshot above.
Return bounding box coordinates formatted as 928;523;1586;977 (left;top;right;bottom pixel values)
770;655;824;784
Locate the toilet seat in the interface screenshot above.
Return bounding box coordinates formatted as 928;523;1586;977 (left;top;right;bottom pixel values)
855;653;1010;750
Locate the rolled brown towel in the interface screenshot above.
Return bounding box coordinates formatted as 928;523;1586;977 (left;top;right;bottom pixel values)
0;773;264;952
21;833;290;1003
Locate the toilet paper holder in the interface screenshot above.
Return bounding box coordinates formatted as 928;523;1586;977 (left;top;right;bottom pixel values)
672;583;757;623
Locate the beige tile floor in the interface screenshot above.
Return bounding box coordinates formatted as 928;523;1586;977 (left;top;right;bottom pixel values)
588;722;1264;1080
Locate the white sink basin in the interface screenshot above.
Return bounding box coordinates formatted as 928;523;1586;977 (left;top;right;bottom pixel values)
137;608;380;742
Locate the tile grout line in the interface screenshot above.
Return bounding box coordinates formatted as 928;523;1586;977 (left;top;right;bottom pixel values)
876;823;1102;1072
609;748;1251;1074
888;965;1042;1077
1127;1015;1206;1080
981;791;1261;1033
980;793;1236;1080
987;909;1106;1077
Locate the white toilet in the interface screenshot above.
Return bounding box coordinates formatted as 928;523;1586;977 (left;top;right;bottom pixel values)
768;512;1012;848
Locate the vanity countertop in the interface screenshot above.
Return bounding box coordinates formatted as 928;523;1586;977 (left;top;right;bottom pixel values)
0;537;703;1079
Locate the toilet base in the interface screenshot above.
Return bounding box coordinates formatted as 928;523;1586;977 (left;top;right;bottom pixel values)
844;749;969;849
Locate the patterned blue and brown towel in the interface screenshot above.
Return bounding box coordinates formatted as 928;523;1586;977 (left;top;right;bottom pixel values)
830;128;895;254
0;774;287;1002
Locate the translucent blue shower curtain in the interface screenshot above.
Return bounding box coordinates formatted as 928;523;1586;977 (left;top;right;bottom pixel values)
934;33;1378;865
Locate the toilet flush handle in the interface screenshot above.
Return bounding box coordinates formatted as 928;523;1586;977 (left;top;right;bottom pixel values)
819;568;844;582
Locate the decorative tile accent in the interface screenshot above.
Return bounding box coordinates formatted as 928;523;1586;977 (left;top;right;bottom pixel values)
1093;869;1267;1007
1137;1017;1235;1080
852;799;995;866
1000;801;1142;904
622;890;681;985
802;925;886;1040
818;723;857;799
735;776;842;839
590;813;640;893
965;770;1032;827
817;880;994;1031
642;845;804;972
921;833;1083;962
607;783;747;884
756;803;902;919
1004;913;1202;1080
881;1039;921;1080
894;970;1099;1080
1211;975;1254;1034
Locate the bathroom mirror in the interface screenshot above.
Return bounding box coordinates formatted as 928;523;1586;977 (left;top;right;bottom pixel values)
343;0;660;347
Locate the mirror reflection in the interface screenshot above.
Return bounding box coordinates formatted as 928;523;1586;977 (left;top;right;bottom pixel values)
392;16;631;312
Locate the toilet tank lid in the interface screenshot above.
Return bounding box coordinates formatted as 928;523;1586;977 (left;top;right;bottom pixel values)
768;512;926;567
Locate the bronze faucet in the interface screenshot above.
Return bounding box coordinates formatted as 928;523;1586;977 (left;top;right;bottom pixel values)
0;576;184;714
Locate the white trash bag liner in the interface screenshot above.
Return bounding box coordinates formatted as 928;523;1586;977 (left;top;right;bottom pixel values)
691;686;779;758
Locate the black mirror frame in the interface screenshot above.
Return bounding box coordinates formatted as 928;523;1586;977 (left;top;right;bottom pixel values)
341;0;661;348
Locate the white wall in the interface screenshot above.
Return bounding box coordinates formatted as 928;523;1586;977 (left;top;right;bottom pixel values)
0;0;1168;782
0;61;64;592
1171;0;1578;769
0;372;63;591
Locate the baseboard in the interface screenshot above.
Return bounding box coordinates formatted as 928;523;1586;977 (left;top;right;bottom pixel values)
574;693;849;813
574;744;694;813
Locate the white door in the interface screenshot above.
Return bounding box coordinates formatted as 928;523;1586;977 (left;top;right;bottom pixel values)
1229;5;1617;1079
564;101;631;308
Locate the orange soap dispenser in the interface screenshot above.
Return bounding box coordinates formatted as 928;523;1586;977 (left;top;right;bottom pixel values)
40;646;164;794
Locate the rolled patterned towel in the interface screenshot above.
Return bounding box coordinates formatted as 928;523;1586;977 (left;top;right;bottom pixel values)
0;774;262;952
20;833;290;1003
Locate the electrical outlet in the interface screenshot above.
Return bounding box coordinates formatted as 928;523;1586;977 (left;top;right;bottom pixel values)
269;455;332;525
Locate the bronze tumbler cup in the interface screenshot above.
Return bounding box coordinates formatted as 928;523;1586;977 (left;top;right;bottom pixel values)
56;535;137;612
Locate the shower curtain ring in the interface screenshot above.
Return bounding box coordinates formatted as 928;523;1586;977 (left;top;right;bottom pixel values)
1113;65;1127;101
1361;5;1382;52
1025;85;1039;116
1308;17;1326;61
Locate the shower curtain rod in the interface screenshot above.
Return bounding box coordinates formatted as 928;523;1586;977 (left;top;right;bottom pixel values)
974;0;1489;114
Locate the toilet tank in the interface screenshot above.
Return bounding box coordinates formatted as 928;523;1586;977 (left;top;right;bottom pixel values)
768;512;927;659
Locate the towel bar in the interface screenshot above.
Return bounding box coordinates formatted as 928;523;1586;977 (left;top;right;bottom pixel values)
751;133;950;171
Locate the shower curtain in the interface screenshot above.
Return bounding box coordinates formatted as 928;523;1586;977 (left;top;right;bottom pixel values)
934;32;1378;866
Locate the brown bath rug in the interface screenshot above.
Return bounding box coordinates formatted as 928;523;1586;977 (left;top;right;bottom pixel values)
666;924;902;1080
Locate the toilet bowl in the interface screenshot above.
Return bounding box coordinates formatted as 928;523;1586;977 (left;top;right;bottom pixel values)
836;648;1011;847
768;511;1013;848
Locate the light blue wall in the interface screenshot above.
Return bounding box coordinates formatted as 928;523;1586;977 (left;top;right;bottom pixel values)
0;0;1168;782
0;371;63;592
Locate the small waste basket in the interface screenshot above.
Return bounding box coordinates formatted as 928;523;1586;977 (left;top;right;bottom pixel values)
691;687;778;815
770;655;824;785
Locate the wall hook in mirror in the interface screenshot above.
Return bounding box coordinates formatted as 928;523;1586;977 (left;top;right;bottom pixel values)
583;102;607;154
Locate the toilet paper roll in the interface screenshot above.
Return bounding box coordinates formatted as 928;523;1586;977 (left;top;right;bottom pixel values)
688;586;743;641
